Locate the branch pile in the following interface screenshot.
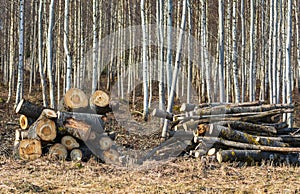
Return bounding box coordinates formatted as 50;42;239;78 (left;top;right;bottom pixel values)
154;101;300;165
14;88;119;164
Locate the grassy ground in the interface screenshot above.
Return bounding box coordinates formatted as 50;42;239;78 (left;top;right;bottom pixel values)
0;156;300;193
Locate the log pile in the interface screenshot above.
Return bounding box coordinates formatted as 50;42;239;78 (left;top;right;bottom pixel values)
153;101;300;165
14;88;119;164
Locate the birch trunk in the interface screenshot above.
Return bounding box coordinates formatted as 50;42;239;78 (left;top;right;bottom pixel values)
218;0;225;103
47;0;56;109
7;1;15;103
64;0;72;92
166;0;173;97
162;0;187;138
232;0;240;103
15;0;25;105
92;0;98;93
249;0;256;102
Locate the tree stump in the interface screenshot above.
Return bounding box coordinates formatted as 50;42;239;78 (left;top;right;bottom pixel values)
19;139;42;160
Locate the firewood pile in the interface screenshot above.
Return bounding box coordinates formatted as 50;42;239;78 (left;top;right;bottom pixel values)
154;101;300;165
14;88;120;163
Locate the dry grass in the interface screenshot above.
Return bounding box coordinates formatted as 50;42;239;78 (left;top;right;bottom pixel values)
0;156;299;193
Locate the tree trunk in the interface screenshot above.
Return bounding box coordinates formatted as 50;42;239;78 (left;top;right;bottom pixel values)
218;0;225;103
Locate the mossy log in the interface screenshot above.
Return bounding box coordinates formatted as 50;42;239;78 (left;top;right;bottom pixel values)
19;139;42;160
15;99;45;120
195;136;300;152
216;150;300;165
64;88;89;112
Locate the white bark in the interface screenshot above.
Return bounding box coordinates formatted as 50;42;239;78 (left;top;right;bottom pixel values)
47;0;56;109
162;0;187;138
241;0;246;102
187;0;192;104
141;0;149;120
92;0;98;93
232;0;240;103
249;0;256;102
272;0;278;104
218;0;225;103
38;0;48;107
64;0;72;92
15;0;25;105
166;0;173;97
158;0;165;111
268;0;274;103
7;1;15;103
285;0;293;127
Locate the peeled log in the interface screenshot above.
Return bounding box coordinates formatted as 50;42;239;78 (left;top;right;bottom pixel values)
19;115;34;130
64;88;89;111
15;99;45;120
48;143;68;160
61;135;80;150
216;150;300;165
19;139;42;160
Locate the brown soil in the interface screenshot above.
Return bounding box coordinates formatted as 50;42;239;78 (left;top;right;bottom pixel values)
1;83;300;193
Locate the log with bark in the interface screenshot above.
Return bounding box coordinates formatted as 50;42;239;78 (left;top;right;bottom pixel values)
206;124;288;147
194;136;300;152
19;115;34;130
19;139;42;160
216;150;299;165
63;88;89;112
15;99;45;120
27;109;57;141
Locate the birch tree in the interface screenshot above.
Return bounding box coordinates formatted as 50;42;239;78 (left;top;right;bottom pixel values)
15;0;25;105
38;0;47;107
249;0;256;102
218;0;225;103
92;0;98;93
231;0;240;103
166;0;173;96
162;0;187;138
65;0;72;92
285;0;293;127
47;0;56;109
141;0;149;120
240;0;246;102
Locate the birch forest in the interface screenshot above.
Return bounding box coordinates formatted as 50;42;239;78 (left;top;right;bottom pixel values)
0;0;299;128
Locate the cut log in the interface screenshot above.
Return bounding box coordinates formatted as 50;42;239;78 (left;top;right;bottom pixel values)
27;109;57;141
48;143;68;160
152;108;173;121
99;136;113;151
57;111;105;130
19;115;34;130
212;121;277;134
64;88;89;111
58;117;92;141
70;149;83;161
216;150;300;165
15;99;45;120
70;146;93;162
102;148;120;164
61;135;80;150
90;90;112;114
207;148;216;156
194;104;294;116
19;139;42;160
206;124;288;147
195;136;300;152
190;149;207;158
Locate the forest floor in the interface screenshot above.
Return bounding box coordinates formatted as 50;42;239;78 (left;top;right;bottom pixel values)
1;83;300;193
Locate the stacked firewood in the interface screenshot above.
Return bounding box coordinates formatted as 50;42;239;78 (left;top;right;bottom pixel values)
154;101;300;165
14;88;119;163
